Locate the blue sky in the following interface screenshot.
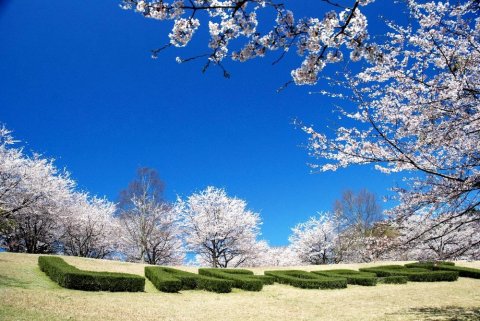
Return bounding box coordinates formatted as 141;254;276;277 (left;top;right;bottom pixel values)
0;0;403;246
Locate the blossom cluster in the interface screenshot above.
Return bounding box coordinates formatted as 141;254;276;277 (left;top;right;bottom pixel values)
302;0;480;255
122;0;375;83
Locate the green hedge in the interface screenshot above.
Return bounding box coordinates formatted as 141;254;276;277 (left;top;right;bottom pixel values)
359;265;458;282
198;268;265;291
144;267;183;292
264;270;347;289
408;270;458;282
209;268;254;275
38;256;144;292
404;262;480;279
359;265;403;277
312;269;377;286
145;266;232;293
404;261;455;269
432;265;480;279
208;268;274;285
381;276;408;284
256;275;275;285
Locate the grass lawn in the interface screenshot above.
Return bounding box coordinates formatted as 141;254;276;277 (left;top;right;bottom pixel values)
0;252;479;321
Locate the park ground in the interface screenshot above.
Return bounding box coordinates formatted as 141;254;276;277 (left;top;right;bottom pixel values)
0;252;479;321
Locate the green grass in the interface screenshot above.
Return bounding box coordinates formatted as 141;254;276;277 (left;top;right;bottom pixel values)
0;252;479;321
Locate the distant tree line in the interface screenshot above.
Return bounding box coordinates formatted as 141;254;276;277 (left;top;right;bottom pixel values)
1;127;478;266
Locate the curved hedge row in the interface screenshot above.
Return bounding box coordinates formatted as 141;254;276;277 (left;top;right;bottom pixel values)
431;265;480;279
38;256;145;292
359;265;423;277
404;261;455;269
312;269;377;286
39;256;470;294
359;265;458;282
145;266;233;293
264;270;347;289
381;276;408;284
405;262;480;279
144;267;182;292
198;268;269;291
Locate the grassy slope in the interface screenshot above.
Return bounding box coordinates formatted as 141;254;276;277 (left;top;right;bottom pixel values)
0;253;479;321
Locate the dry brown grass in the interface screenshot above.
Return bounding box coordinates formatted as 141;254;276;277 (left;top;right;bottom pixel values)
0;252;479;321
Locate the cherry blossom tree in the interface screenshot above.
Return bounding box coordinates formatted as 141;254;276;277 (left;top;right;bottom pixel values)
120;197;184;264
225;240;299;267
196;239;263;267
251;243;301;267
118;168;184;265
338;221;400;262
289;212;341;264
398;213;480;261
289;209;398;264
59;193;120;259
302;1;480;256
0;127;24;233
0;127;76;253
0;126;123;256
177;186;261;268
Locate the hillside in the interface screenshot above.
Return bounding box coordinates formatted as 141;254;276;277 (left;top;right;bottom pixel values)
0;252;479;321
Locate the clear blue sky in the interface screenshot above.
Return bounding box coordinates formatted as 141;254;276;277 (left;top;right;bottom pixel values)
0;0;403;246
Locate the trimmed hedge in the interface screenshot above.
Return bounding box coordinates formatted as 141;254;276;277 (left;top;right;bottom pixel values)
208;268;275;285
145;266;232;293
405;262;480;279
312;269;377;286
38;256;145;292
359;265;458;282
256;274;276;285
264;270;347;289
381;276;408;284
209;268;254;275
408;270;458;282
198;268;265;291
404;261;455;269
359;265;406;277
432;265;480;279
144;267;182;292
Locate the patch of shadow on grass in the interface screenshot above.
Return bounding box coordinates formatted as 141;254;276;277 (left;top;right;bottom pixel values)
0;275;31;289
397;306;480;321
